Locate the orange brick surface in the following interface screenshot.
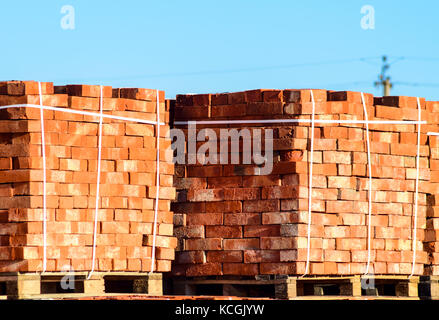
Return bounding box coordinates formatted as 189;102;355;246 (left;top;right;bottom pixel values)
171;89;434;277
0;80;175;273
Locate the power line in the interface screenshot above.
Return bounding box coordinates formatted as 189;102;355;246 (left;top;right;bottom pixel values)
52;56;383;82
394;81;439;88
401;57;439;62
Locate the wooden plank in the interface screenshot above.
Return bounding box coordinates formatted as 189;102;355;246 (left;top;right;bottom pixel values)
0;272;163;299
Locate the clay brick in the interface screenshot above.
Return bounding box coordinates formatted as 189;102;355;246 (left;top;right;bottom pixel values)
223;238;259;250
227;92;246;104
244;225;280;237
186;213;223;226
326;201;354;213
262;212;300;224
260;262;298;275
260;237;296;250
206;251;242;263
324;250;350;262
206;225;242;238
243;200;279;212
176;251;205;264
185;238;222;251
120;88;160;101
224;213;260;226
192;94;211;106
323;151;351;164
324;226;351;238
327;176;356;189
186;263;222;276
244;90;263;103
211;93;228;106
243;250;279;263
207;177;242;188
223;263;258;275
187;166;222;177
283;89;327;103
242;175;281;187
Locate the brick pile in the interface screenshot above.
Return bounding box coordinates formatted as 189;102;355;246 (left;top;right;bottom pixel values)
0;80;176;273
171;89;430;277
425;101;439;275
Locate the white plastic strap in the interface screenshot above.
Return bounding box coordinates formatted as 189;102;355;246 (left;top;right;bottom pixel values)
1;96;166;276
361;92;373;275
87;85;104;280
301;90;315;277
0;104;164;126
174;119;425;125
150;90;161;274
410;97;422;277
39;82;47;273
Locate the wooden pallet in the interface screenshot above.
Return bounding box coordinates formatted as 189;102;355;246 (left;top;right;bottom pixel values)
170;275;420;300
419;276;439;300
0;272;163;299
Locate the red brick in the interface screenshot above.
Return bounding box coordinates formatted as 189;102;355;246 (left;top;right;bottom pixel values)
323;151;351;164
244;225;280;237
176;251;205;264
324;250;350;262
262;90;282;102
245;90;263;102
242;175;281;187
186;263;222;276
224;213;260;225
223;263;258;275
205;225;242;238
283;89;327;103
224;188;259;200
185;238;222;251
206;251;242;263
223;238;259;250
260;262;298;275
260;237;296;250
186;213;223;226
243;250;279;263
211;93;228;106
227;92;246;104
243;200;279;212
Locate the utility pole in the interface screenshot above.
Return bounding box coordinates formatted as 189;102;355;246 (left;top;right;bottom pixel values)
374;55;393;96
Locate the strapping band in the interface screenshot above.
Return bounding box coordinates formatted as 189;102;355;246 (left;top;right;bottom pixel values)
39;82;48;273
301;90;315;277
410;97;422;277
87;85;104;280
361;92;373;276
150;90;161;274
174;119;425;125
0;104;164;126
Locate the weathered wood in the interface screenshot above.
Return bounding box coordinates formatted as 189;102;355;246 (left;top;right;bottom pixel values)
419;276;439;300
0;272;163;299
172;275;420;300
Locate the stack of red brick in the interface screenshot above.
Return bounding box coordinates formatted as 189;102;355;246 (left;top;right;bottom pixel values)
0;80;176;273
171;89;431;277
425;101;439;275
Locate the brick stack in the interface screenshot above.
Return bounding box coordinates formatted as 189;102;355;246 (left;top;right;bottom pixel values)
425;100;439;275
0;80;176;273
171;89;429;277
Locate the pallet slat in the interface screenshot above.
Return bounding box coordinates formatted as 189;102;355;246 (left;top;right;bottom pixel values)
0;272;163;299
171;275;420;300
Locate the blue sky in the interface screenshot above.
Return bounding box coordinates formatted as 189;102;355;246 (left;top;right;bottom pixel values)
1;0;438;99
